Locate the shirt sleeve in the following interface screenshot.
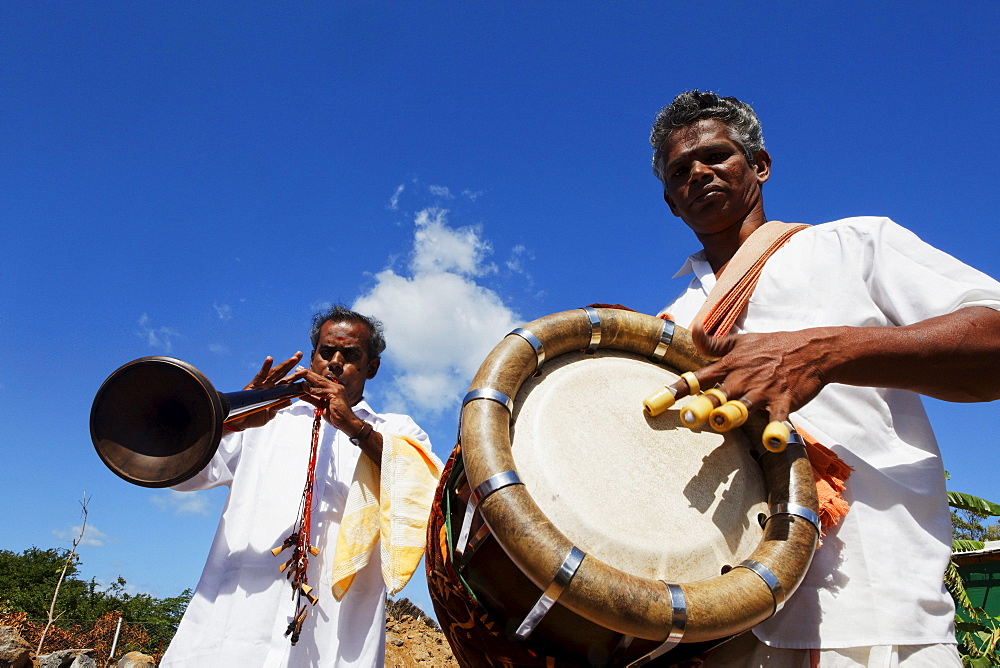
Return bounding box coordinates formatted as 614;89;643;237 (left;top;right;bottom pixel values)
373;413;432;449
863;217;1000;326
170;429;243;491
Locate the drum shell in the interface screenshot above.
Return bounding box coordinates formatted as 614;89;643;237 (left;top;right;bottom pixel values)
438;452;723;667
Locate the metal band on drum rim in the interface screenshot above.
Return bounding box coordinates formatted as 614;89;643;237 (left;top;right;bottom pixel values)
454;470;523;560
514;546;585;641
457;308;820;645
509;327;545;371
735;559;785;613
625;583;686;667
464;522;492;562
767;502;823;536
582;306;602;353
462;387;514;414
650;318;676;363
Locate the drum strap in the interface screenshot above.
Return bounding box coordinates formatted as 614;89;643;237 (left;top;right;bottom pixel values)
691;220;810;337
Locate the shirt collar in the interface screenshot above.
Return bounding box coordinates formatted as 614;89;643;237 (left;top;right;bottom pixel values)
673;249;717;294
352;398;375;420
672;252;699;279
673;249;712;278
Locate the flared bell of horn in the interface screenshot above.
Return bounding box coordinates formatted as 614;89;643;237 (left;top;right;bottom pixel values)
90;356;306;488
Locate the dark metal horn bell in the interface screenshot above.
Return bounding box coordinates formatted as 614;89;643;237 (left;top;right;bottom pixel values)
90;356;305;488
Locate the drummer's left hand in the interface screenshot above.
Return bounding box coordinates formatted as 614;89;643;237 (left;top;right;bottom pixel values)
690;324;836;424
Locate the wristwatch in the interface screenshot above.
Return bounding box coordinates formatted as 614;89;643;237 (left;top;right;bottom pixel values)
349;421;374;446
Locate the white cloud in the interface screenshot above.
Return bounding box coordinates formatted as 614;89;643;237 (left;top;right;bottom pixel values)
389;183;405;210
411;207;496;277
137;314;180;352
462;189;484;201
506;244;533;275
53;523;112;548
428;185;453;199
353;207;521;417
151;490;212;516
213;303;232;321
208;343;229;355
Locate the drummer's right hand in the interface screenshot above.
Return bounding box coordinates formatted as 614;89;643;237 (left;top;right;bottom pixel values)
224;352;304;432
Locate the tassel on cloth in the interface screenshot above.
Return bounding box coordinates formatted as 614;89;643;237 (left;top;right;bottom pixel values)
793;423;852;533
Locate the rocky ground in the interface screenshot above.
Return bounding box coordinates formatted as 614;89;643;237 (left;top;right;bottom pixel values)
384;608;459;667
1;604;459;667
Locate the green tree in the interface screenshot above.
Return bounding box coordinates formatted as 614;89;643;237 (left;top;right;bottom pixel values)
948;491;1000;666
0;546;191;653
0;547;81;617
953;498;1000;544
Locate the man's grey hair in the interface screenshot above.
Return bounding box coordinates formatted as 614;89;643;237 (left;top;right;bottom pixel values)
650;90;765;184
309;305;387;358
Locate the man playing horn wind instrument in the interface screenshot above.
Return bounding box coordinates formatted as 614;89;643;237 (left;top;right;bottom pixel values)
160;305;441;667
651;91;1000;666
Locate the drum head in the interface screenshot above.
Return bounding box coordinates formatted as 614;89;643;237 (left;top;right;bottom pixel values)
511;350;766;583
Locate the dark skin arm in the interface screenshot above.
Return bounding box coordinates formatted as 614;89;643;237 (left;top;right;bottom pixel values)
691;306;1000;424
296;369;384;463
224;355;384;463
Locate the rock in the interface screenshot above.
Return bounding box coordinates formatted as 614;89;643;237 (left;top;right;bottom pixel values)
384;611;457;667
37;649;96;668
115;652;154;668
0;626;36;668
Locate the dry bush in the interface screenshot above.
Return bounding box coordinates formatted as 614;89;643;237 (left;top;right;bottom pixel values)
0;608;155;663
386;597;438;629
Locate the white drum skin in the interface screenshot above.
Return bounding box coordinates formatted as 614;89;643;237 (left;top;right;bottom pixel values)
511;350;767;584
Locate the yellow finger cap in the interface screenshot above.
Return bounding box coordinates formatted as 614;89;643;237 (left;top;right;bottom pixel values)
704;387;729;404
710;400;749;432
681;371;700;396
762;421;791;453
680;393;716;428
643;387;676;416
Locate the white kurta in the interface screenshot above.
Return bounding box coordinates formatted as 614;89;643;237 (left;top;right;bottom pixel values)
160;399;430;667
662;217;1000;649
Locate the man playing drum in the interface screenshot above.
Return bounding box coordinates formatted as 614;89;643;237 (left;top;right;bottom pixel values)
160;305;439;667
650;90;1000;666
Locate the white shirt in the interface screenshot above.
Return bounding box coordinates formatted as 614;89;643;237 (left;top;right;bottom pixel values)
160;399;430;667
662;217;1000;648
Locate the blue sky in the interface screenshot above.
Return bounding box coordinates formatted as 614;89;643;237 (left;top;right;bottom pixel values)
2;2;999;621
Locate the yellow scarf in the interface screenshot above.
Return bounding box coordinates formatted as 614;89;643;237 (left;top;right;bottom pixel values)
331;434;443;599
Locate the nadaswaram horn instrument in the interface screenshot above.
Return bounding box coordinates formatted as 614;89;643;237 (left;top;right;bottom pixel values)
90;356;308;488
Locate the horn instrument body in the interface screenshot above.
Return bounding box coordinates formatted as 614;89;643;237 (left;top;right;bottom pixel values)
90;356;307;488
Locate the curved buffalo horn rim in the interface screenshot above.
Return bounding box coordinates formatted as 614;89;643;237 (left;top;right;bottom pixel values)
460;308;820;643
